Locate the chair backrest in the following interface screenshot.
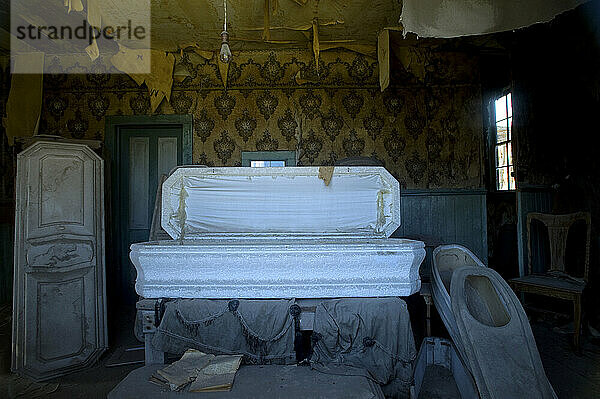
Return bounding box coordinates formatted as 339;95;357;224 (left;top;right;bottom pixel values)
526;212;591;281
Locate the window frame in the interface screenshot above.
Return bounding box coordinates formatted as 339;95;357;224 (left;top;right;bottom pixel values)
489;91;516;191
241;150;297;167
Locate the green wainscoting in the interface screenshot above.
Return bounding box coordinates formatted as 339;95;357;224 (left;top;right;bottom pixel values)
393;189;488;280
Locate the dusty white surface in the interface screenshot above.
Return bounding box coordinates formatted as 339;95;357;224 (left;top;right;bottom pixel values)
131;238;425;298
432;246;557;397
431;244;486;364
450;266;557;399
161;166;401;239
132;166;424;299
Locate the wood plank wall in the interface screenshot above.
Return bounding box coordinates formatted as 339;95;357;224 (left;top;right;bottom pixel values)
393;189;488;280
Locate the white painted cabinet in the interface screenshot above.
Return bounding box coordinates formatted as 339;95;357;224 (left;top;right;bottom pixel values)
12;141;107;381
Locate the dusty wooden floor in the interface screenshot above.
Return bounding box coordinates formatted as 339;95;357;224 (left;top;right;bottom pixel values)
0;305;139;399
1;304;600;398
533;323;600;398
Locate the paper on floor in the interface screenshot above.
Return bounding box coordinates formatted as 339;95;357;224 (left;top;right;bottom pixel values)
189;355;244;392
150;349;242;392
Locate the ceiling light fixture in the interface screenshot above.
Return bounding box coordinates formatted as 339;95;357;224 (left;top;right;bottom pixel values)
219;0;232;63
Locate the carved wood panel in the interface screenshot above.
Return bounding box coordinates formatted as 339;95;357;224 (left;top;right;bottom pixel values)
12;141;107;381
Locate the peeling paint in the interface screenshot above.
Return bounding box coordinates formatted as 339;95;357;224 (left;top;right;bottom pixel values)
177;176;188;241
318;166;334;186
376;189;391;232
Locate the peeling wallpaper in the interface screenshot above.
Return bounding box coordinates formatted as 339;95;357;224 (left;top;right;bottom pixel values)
37;49;484;189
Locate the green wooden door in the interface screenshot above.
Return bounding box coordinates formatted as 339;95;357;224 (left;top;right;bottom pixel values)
119;126;182;303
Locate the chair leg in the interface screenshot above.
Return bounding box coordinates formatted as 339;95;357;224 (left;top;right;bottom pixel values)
425;299;432;337
573;295;582;352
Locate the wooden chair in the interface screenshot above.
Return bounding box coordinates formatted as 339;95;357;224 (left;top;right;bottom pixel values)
509;212;591;351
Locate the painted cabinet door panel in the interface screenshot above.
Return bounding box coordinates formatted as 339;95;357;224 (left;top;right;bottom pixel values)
25;151;97;240
12;141;107;381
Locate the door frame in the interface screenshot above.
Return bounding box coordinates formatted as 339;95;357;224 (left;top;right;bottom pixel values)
105;115;192;303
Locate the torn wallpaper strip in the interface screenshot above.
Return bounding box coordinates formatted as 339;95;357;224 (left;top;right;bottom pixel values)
63;0;83;13
218;60;229;89
312;18;320;71
111;45;175;112
401;0;588;38
378;29;390;92
2;52;44;145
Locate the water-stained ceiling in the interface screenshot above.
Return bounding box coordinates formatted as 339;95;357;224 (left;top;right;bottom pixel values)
153;0;402;50
2;0;403;54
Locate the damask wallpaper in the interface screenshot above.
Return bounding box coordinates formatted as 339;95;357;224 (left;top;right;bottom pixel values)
39;48;484;189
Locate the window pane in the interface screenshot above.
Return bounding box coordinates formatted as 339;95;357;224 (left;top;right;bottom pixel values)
250;160;286;167
509;165;515;190
495;96;507;121
496;119;508;143
496;144;507;167
492;93;514;191
497;167;509;190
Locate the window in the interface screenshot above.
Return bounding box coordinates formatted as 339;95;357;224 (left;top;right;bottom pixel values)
241;151;296;167
250;160;285;167
493;93;515;190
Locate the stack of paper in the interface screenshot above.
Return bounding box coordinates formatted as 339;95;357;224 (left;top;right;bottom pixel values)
150;349;243;392
189;355;244;392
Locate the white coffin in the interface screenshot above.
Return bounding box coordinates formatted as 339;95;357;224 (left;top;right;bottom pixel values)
130;167;425;298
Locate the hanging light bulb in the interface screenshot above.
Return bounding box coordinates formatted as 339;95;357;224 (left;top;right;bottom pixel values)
219;0;232;63
220;31;232;63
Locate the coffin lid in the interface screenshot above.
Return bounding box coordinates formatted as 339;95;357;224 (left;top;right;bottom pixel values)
161;166;401;239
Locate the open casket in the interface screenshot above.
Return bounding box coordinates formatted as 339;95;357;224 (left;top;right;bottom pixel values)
130;166;426;300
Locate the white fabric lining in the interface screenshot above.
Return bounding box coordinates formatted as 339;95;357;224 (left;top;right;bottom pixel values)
168;174;389;236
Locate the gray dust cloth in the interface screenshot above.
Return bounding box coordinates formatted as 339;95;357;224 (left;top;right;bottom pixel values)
310;297;416;397
152;299;297;364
